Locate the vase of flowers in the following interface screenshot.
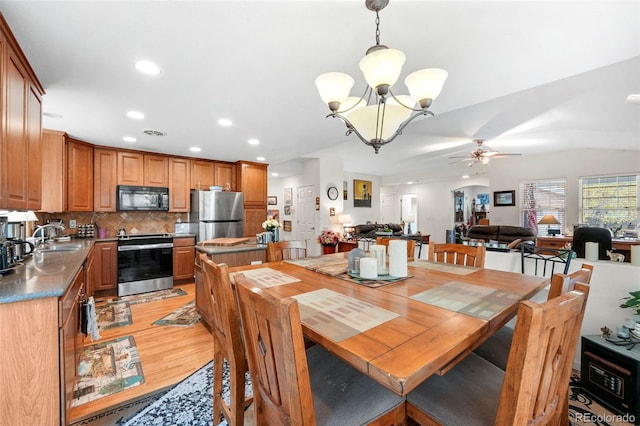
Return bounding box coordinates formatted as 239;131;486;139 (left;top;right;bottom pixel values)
318;229;340;254
262;217;281;242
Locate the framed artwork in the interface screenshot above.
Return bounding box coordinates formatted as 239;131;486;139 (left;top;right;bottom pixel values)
283;220;292;232
284;187;293;206
329;207;335;216
477;193;489;205
267;209;280;221
494;190;515;207
343;181;348;200
353;179;372;208
284;205;291;215
267;196;277;205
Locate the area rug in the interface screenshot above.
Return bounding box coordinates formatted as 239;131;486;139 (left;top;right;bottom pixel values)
152;300;201;327
569;370;634;426
69;389;168;426
72;336;144;407
115;288;188;305
96;301;132;330
122;361;252;426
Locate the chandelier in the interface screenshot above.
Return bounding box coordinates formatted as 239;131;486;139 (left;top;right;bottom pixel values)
315;0;447;154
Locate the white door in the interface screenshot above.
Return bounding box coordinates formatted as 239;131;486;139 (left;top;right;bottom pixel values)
297;185;318;256
381;194;394;223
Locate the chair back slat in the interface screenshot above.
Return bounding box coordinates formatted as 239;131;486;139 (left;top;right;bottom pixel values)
428;242;486;267
267;240;307;262
547;263;593;300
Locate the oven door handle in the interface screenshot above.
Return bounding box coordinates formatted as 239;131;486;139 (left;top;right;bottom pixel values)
118;243;174;251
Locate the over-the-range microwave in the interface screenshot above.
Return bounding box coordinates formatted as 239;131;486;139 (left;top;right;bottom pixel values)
116;185;169;211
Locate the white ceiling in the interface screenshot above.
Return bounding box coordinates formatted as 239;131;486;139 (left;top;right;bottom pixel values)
1;0;638;185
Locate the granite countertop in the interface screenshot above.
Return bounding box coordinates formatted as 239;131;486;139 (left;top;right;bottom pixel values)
195;241;266;255
0;239;94;304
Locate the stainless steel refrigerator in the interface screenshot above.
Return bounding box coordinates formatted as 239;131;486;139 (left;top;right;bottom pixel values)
190;190;244;242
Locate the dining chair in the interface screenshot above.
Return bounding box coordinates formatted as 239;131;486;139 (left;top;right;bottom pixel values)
235;278;406;426
572;226;613;260
267;240;307;262
428;241;486;267
407;282;590;426
199;254;253;426
375;237;417;260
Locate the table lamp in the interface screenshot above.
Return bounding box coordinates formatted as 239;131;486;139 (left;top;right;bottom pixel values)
338;214;353;239
404;215;415;235
538;214;560;236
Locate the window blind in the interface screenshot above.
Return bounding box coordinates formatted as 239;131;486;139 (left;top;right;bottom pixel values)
519;179;567;234
580;174;639;231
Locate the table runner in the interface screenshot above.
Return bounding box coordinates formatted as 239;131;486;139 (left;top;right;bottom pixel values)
408;260;479;275
292;288;399;342
410;281;521;320
285;256;348;276
230;267;300;288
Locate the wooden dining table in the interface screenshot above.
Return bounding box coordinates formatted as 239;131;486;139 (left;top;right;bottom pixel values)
228;253;548;397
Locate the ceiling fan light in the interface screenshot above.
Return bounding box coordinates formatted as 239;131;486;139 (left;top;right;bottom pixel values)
359;48;406;92
405;68;448;104
315;72;354;107
347;103;412;141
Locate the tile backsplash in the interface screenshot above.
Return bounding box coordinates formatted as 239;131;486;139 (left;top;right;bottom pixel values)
35;211;189;238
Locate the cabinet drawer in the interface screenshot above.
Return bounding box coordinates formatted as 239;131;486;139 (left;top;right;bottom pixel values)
173;236;195;247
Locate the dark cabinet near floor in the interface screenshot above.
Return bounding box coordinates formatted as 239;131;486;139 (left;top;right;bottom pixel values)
173;236;195;281
93;241;118;292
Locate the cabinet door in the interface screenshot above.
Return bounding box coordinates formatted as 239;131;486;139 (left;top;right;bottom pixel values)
85;246;96;297
243;206;267;237
117;151;144;186
26;85;42;210
169;157;190;212
236;161;267;205
173;246;195;280
194;260;213;328
144;154;169;187
67;140;94;211
94;242;117;291
94;148;117;211
214;162;236;190
190;159;214;189
60;267;84;419
40;130;67;212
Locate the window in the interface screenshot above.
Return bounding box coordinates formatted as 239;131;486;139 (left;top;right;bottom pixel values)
519;179;566;235
579;174;639;235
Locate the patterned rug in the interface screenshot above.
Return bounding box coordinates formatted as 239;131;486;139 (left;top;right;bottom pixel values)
152;300;201;327
72;336;144;407
96;301;132;330
115;288;188;305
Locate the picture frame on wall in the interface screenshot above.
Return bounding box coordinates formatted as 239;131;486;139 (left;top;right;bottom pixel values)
283;220;292;232
267;209;280;221
284;205;291;215
353;179;372;208
343;180;348;200
267;196;277;205
494;190;515;206
284;188;293;206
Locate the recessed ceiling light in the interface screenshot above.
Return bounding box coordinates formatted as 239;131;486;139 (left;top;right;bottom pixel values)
127;111;144;120
407;181;413;185
123;136;136;142
189;147;201;152
256;156;266;161
248;139;260;145
462;175;470;179
218;118;233;127
271;172;279;177
627;94;640;104
135;60;160;75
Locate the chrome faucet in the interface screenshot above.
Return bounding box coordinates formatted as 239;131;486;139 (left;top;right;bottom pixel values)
32;223;66;246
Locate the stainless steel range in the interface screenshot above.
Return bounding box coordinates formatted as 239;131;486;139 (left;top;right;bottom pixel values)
117;233;173;296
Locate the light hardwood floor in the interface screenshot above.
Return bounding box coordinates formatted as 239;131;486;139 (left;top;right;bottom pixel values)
68;282;213;424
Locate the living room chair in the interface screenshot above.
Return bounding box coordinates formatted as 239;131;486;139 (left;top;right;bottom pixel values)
407;282;590;426
235;279;406;426
199;254;253;426
267;240;307;262
375;237;417;260
572;226;612;260
428;242;486;267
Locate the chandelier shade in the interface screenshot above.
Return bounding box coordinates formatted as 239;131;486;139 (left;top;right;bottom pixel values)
316;0;447;153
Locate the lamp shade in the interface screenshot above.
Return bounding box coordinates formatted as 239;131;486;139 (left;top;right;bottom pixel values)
346;103;413;141
315;72;354;106
338;214;352;225
538;214;560;225
404;215;415;223
405;68;448;102
7;210;38;222
359;48;406;91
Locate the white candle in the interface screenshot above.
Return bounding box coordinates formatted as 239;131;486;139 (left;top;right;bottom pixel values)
389;240;408;277
585;242;599;261
631;245;640;266
370;244;387;273
359;257;378;279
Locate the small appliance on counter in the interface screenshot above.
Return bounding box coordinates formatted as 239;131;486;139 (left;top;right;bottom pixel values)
77;224;96;238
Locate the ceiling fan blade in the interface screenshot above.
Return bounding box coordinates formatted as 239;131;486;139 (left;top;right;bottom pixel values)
486;153;522;158
448;158;474;164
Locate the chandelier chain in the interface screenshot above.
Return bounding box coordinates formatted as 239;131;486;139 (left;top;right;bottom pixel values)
375;11;381;46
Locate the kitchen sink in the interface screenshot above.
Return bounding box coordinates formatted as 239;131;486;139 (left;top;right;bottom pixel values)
37;244;82;252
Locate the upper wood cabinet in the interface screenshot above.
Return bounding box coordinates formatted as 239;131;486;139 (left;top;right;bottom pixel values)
190;159;214;189
94;148;117;211
236;161;267;206
40;130;68;213
144;154;169;187
169;157;190;212
117;151;144;186
214;162;236;190
26;86;42;210
67;140;94;211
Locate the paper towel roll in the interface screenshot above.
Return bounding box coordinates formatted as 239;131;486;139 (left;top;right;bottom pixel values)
585;242;599;261
631;245;640;266
360;257;378;279
370;244;387;273
389;240;408;277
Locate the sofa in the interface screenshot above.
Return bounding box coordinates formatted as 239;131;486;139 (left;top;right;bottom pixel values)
465;225;537;247
353;223;403;239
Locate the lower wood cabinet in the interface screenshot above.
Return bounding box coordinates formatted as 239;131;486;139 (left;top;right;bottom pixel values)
93;241;118;292
173;236;195;281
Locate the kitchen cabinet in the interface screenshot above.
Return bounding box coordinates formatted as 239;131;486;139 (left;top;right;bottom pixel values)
67;139;94;211
144;154;169;187
169;157;190;212
236;161;268;236
117;151;144;186
214;161;236;190
194;258;212;328
94;148;118;211
93;241;118;292
27;85;42;210
191;159;215;189
40;129;68;212
173;236;195;281
85;245;96;296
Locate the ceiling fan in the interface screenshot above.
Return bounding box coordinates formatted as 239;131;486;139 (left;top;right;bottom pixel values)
449;139;521;167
